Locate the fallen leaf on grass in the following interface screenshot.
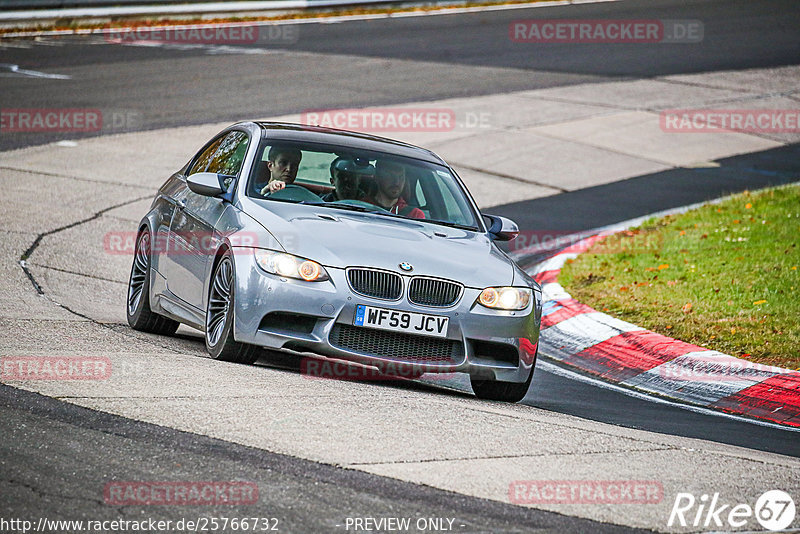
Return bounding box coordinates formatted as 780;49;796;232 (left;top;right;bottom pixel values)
745;203;752;209
658;264;670;270
682;302;693;314
753;299;767;305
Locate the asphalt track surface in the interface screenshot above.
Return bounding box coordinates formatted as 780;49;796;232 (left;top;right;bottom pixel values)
0;384;642;533
2;0;800;531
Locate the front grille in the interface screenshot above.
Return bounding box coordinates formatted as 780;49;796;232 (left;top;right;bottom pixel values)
347;268;402;300
330;324;464;364
408;277;463;307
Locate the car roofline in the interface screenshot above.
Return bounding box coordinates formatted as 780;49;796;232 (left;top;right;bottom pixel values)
250;121;447;166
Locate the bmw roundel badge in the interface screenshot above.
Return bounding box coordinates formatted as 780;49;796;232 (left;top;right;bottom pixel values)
399;262;413;272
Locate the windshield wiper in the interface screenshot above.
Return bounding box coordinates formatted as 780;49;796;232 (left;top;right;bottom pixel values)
261;197;297;204
425;219;480;231
323;203;389;215
260;197;388;214
259;198;327;206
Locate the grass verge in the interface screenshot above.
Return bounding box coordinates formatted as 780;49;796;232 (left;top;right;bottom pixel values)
559;185;800;371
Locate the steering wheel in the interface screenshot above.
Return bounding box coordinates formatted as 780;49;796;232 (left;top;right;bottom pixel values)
262;183;303;196
265;184;323;203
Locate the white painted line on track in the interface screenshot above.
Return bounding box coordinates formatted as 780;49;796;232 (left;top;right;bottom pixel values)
0;63;70;79
537;359;800;433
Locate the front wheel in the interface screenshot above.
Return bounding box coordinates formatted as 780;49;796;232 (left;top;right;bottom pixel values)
205;251;259;364
127;229;179;336
470;350;536;403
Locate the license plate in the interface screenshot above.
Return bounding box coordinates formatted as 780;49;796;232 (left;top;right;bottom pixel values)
354;305;449;338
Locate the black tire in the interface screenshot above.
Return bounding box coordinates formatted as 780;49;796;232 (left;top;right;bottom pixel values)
205;250;259;364
470;348;537;403
127;229;180;335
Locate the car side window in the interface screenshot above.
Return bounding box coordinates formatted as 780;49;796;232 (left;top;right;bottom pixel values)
187;136;226;177
207;131;249;177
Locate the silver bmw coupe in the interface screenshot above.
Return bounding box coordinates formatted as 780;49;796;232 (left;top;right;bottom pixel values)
127;122;542;402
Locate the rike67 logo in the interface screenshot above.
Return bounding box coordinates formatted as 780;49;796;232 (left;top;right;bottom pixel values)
668;490;795;531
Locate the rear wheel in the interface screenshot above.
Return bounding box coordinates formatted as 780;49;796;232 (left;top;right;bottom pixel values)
470;349;537;403
205;251;259;364
127;229;179;335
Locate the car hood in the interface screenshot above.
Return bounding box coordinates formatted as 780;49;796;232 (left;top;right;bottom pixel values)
242;199;514;288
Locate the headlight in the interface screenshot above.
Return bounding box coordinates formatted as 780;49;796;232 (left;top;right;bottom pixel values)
477;287;531;310
254;250;329;282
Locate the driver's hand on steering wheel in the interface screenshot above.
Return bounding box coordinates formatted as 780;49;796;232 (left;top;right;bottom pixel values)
260;180;286;196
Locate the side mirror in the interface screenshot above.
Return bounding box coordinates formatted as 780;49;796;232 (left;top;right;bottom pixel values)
186;172;226;197
484;214;519;242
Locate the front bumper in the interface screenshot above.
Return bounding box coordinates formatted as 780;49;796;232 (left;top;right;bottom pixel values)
231;249;541;383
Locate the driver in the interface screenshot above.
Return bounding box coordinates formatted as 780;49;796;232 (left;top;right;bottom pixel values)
259;145;302;196
321;157;374;202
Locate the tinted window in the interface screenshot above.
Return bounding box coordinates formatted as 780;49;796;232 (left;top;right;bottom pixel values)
207;131;250;177
187;136;225;176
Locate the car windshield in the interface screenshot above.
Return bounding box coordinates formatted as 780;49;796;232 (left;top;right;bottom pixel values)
246;140;481;230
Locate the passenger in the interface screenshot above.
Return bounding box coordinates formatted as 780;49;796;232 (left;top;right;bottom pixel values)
259;146;302;195
322;157;374;202
364;160;425;219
